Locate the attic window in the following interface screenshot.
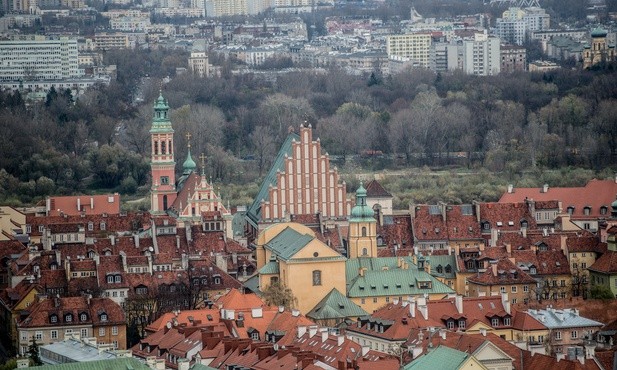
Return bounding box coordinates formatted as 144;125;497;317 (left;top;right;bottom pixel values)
434;228;440;234
520;220;528;228
496;222;503;227
508;221;514;226
482;222;490;230
65;314;73;322
100;313;108;322
50;314;58;323
583;206;591;216
600;206;608;215
445;265;452;274
567;206;574;215
371;285;376;290
396;283;402;288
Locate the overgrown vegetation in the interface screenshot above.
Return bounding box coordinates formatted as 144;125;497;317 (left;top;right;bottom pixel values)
1;47;616;207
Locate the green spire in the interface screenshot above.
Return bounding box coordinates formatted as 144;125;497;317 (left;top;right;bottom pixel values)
183;133;197;174
350;182;375;222
150;91;173;133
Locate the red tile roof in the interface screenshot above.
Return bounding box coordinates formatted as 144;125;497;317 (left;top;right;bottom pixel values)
467;258;537;285
46;194;121;217
18;296;125;328
589;250;617;274
479;202;537;232
499;180;617;220
365;180;392;198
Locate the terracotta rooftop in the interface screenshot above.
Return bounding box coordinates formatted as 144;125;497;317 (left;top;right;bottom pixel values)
365;180;392;198
499;180;617;220
46;194;121;217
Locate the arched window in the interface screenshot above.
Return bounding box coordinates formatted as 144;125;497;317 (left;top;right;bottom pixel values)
161;141;166;155
445;265;452;274
154;141;158;155
361;227;367;237
436;265;443;273
214;276;221;285
114;275;121;283
312;270;322;286
80;313;88;321
50;314;58;323
65;314;73;322
163;195;168;210
107;275;114;283
100;313;108;322
362;248;368;256
520;220;528;228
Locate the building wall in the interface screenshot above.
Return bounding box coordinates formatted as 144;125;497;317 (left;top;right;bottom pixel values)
0;206;26;241
0;37;81;82
261;126;352;221
386;33;432;67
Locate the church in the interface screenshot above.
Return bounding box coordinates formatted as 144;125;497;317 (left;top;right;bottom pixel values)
149;93;231;231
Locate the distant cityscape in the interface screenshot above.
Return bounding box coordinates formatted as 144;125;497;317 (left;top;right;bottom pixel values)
0;0;616;99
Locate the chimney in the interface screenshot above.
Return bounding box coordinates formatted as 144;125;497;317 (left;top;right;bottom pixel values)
455;295;463;314
278;306;284;313
110;234;115;246
177;358;190;370
480;328;486;336
256;345;273;361
90;196;94;209
439;329;446;340
507;184;514;193
120;251;127;272
308;325;318;338
505;243;511;255
77;197;81;211
321;330;328;343
501;292;511;314
337;335;344;346
409;300;416;318
359;267;366;277
490;260;498;276
361;345;370;356
297;326;307;338
556;353;565;362
412;346;423;359
133;234;139;248
291;309;300;317
542;184;549;193
176;235;180;250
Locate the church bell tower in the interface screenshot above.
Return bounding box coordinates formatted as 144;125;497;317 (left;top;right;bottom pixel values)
150;92;177;214
348;183;377;258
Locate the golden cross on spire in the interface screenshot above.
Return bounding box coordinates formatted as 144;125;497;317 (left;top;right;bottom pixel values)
199;153;206;167
186;132;192;147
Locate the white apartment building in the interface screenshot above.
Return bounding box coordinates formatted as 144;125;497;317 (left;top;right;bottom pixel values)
386;32;432;68
495;7;549;46
188;51;210;77
0;36;81;82
109;16;151;32
429;32;500;76
461;32;500;76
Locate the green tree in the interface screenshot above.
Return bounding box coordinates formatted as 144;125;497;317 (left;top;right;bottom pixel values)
28;337;42;366
262;282;297;309
590;284;614;300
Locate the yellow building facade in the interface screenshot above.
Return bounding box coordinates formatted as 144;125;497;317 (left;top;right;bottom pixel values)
255;223;347;314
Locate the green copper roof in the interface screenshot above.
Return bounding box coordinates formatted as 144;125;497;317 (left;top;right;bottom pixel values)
404;346;470;370
258;261;280;274
427;254;458;279
150;92;173;133
35;358;150;370
346;257;454;298
307;288;367;321
591;27;608;37
264;226;314;261
183;146;197;174
350;182;376;222
246;132;299;227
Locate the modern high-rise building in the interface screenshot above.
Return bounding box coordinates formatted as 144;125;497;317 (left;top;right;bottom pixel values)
0;36;81;82
495;7;550;45
429;32;501;76
386;32;432;68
